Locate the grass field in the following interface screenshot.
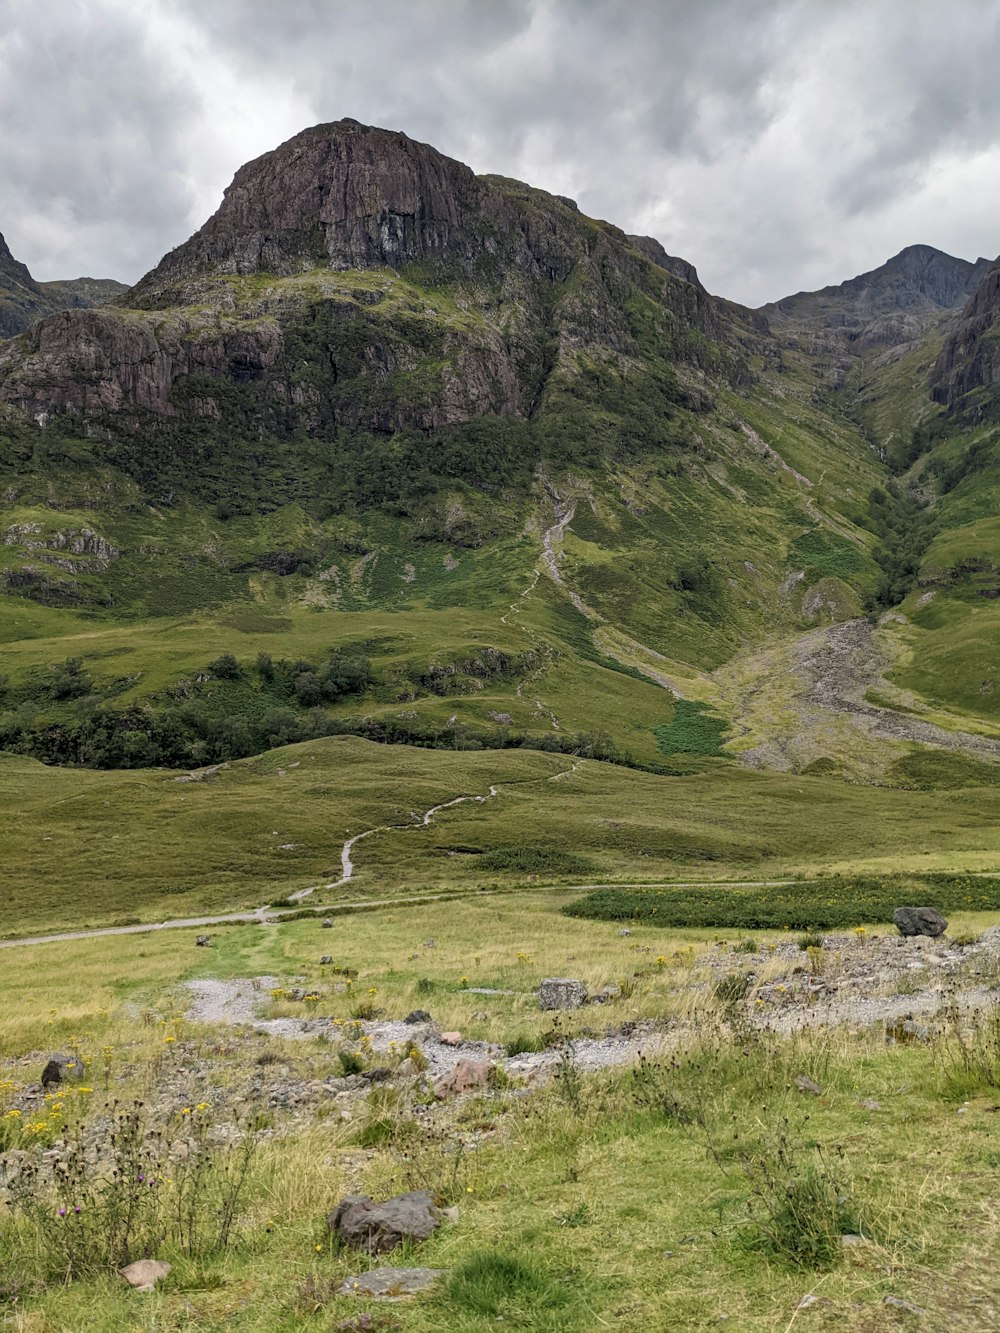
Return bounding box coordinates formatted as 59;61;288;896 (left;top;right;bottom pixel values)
0;893;998;1329
8;735;1000;938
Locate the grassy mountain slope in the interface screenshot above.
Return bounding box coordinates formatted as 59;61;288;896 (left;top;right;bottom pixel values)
4;125;1000;934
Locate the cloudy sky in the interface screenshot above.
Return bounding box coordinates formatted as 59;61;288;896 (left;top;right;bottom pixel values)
2;0;999;306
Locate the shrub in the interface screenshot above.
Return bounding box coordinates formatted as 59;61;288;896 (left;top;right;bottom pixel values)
504;1032;547;1057
737;1134;866;1269
337;1049;366;1076
563;873;1000;932
478;844;595;875
2;1099;261;1281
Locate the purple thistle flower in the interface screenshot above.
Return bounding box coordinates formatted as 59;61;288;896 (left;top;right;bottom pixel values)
58;1207;66;1217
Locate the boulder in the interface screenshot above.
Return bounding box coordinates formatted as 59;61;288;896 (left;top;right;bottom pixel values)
893;906;947;938
404;1009;431;1024
40;1055;83;1087
539;978;588;1010
337;1266;447;1298
433;1058;493;1099
440;1031;463;1046
328;1189;442;1254
120;1259;171;1291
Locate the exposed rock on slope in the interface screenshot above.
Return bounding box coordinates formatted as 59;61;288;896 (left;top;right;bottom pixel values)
762;244;992;350
0;120;740;443
0;231;126;338
931;260;1000;414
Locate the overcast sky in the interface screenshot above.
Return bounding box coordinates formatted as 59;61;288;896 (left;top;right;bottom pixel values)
2;0;999;306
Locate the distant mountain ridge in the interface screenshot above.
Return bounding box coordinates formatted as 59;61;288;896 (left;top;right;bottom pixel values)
0;230;127;338
760;244;994;354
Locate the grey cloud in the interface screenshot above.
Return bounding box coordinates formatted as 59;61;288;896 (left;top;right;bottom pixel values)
1;0;999;305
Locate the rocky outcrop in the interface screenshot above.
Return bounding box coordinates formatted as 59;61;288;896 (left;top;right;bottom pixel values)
931;261;1000;414
0;230;126;338
0;120;739;443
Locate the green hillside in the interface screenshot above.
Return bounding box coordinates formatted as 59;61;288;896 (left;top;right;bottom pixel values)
2;122;1000;931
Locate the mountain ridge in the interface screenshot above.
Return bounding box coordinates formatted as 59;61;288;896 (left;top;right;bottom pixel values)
0;229;127;338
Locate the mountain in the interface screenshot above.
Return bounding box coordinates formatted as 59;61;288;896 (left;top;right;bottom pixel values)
0;230;127;338
3;118;1000;792
0;119;734;440
761;244;993;353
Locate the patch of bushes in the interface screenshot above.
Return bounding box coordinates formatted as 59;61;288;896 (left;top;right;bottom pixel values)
478;844;596;875
563;873;1000;931
655;700;730;756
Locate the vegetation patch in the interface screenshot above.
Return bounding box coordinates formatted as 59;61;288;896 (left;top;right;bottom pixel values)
477;844;596;875
563;872;1000;931
655;700;730;756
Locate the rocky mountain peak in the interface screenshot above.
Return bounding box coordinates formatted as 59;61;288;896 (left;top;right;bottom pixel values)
129;120;491;303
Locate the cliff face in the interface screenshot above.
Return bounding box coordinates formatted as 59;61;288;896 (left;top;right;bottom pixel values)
931;261;1000;413
0;231;127;338
0;120;735;441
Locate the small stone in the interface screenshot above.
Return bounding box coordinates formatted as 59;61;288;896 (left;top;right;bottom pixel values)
893;907;947;938
859;1098;881;1111
839;1233;869;1248
423;938;436;948
337;1266;447;1299
433;1058;493;1098
319;955;333;965
120;1259;171;1292
618;929;632;937
883;1295;927;1315
539;978;588;1010
796;1294;820;1310
195;934;212;947
321;919;334;928
794;1074;822;1096
404;1009;431;1024
440;1031;463;1046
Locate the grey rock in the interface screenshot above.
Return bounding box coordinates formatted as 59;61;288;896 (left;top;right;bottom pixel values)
618;929;633;937
319;955;333;965
404;1009;431;1024
40;1055;83;1087
793;1074;822;1095
328;1189;442;1254
337;1266;447;1299
195;934;212;947
893;907;947;938
883;1295;926;1315
321;919;334;928
539;978;588;1010
120;1259;171;1291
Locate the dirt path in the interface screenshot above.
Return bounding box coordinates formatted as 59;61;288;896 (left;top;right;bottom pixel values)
287;785;502;903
